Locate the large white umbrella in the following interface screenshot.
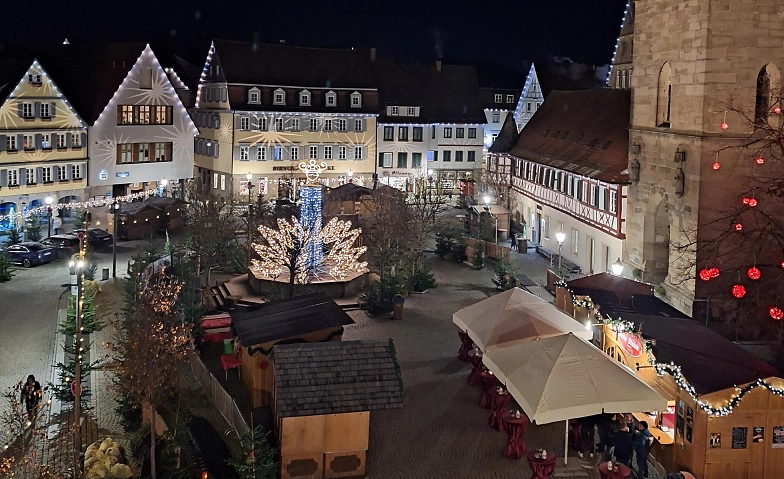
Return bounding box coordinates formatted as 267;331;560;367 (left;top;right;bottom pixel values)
453;287;592;351
483;333;667;463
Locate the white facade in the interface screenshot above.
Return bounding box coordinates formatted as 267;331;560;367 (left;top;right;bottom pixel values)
513;64;545;132
87;45;197;196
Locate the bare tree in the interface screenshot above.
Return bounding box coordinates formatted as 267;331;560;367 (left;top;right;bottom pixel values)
0;382;56;478
362;189;411;279
407;177;453;269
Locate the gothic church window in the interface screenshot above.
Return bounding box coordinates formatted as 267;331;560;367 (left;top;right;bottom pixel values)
656;62;672;128
755;64;781;126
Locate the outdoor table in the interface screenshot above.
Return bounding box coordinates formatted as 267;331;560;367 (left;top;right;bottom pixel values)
526;450;556;479
458;330;473;361
487;389;512;430
220;354;242;381
598;461;631;479
502;411;528;459
466;350;484;385
479;370;497;408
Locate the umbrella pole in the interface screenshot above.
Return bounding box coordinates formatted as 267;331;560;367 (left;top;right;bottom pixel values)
564;420;569;465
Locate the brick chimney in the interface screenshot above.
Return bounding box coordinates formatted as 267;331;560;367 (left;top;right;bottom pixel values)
370;47;377;62
436;60;442;72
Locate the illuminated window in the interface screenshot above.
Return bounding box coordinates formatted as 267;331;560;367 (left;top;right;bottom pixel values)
153;106;171;124
23;135;34;150
41;134;51;149
138;143;150;162
138;105;150;124
120;105;134;124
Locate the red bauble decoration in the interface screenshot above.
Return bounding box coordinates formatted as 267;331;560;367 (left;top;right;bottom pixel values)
742;197;750;205
781;261;784;269
712;162;721;170
721;121;729;130
748;198;758;207
775;106;782;114
748;267;761;280
734;223;743;231
756;157;765;165
709;267;720;278
731;284;746;298
769;307;784;321
699;269;712;281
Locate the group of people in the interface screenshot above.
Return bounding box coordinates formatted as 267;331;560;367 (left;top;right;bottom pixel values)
578;413;653;478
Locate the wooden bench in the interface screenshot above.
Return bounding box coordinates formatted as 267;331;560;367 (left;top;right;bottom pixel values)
535;245;582;274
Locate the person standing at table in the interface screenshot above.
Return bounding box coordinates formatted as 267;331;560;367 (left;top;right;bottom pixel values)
634;421;653;478
601;413;620;461
578;414;597;458
612;421;634;468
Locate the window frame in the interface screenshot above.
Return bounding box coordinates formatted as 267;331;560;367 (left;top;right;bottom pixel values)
383;152;392;167
456;127;465;138
494;94;502;103
22;102;33;118
257;145;267;161
71;164;82;180
338;145;347;160
391;106;399;116
239;117;250;130
468;128;476;139
326;91;337;107
350;92;362;108
354;119;363;131
8;169;19;186
324;119;333;132
300;90;311;106
354;145;363;160
407;107;416;116
239;145;249;161
249;89;260;104
383;126;394;141
290;145;299;161
309;145;318;159
41;166;52;183
323;145;332;160
443;127;452;138
398;126;409;141
273;89;286;105
412;127;423;142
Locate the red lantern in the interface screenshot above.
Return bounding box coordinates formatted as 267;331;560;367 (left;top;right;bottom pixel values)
731;284;746;298
712;162;721;170
734;223;743;231
748;267;761;280
748;198;758;207
721;121;729;130
775;106;782;114
756;157;765;165
770;307;784;321
709;267;720;278
699;269;712;281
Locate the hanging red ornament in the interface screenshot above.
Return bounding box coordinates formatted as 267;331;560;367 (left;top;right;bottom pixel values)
721;121;729;130
775;106;782;115
734;223;743;231
748;267;761;280
699;269;712;281
769;307;784;321
742;197;750;205
756;157;765;165
748;198;758;207
781;261;784;269
712;162;721;170
731;284;746;298
709;267;720;278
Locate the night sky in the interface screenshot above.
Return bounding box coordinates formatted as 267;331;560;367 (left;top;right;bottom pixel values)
5;0;628;72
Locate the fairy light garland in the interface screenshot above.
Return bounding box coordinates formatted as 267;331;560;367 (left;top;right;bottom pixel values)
0;189;159;223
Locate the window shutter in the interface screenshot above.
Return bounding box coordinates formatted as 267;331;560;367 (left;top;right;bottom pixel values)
81;133;86;147
34;102;41;118
35;134;42;149
0;170;6;188
250;116;258;130
53;166;59;181
50;102;57;117
17;103;23;118
0;135;5;151
36;167;42;184
66;133;72;147
16;134;23;149
378;152;384;167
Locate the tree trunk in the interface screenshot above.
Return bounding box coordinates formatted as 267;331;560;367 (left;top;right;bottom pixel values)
150;405;157;479
288;265;295;298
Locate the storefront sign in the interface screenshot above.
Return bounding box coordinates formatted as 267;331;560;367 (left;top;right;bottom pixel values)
99;170;109;180
773;426;784;448
273;166;335;172
116;172;130;178
617;332;642;357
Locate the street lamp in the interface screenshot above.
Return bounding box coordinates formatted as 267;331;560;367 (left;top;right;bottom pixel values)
111;200;120;278
68;233;86;468
45;196;54;238
482;195;498;244
555;231;566;275
611;258;625;276
347;169;353;183
160;178;168;197
246;173;254;266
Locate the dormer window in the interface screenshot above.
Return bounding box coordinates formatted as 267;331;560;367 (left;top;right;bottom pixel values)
248;88;260;104
391;106;399;116
273;88;286;105
326;91;337;107
28;73;42;85
350;91;362;108
407;107;416;116
494;94;502;103
300;90;311;106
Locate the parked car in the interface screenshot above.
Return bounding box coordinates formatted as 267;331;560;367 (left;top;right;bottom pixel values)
73;228;114;250
5;242;56;267
41;234;81;259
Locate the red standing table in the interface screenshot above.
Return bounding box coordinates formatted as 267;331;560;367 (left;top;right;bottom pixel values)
478;371;497;408
502;411;529;459
458;330;474;361
598;462;631;479
220;354;242;381
466;350;483;385
526;450;556;479
487;389;512;430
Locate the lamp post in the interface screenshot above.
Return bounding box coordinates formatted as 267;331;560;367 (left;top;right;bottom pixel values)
69;239;85;469
555;231;566;276
45;196;54;238
347;169;353;184
111;200;120;278
246;173;254;267
611;258;625;276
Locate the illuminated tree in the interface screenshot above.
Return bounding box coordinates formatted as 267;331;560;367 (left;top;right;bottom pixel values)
0;382;57;478
106;272;192;479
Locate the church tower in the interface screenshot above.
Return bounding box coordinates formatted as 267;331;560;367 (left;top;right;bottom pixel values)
623;0;784;316
607;0;635;90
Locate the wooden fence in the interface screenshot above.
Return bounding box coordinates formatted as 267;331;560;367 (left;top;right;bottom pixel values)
464;237;511;262
191;356;250;436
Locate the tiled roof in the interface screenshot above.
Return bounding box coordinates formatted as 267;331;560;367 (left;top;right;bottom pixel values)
273;340;404;418
488;113;520;154
212;39;376;89
535;61;605;98
508;89;631;183
230;292;354;347
374;60;487;125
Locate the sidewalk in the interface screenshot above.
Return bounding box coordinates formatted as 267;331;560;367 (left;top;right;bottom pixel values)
492;237;559;303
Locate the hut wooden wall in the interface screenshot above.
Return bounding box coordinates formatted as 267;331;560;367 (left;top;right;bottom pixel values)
279;412;369;479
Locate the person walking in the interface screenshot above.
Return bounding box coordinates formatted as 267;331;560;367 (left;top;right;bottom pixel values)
634;420;653;478
21;375;42;420
612;421;634;468
510;231;517;250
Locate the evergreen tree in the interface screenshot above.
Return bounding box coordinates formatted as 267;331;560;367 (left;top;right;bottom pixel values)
24;216;42;242
228;427;278;479
163;230;174;256
7;228;21;245
0;253;14;282
492;260;518;291
472;241;485;269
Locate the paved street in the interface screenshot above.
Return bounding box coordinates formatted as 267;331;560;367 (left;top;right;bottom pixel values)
344;256;600;479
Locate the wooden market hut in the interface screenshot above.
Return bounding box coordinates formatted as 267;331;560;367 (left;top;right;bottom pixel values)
272;340;404;479
469;204;511;241
116;196;184;240
556;274;784;479
230;292;354;408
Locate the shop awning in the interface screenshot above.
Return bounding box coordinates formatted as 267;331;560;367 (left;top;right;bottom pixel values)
453;287;592;351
